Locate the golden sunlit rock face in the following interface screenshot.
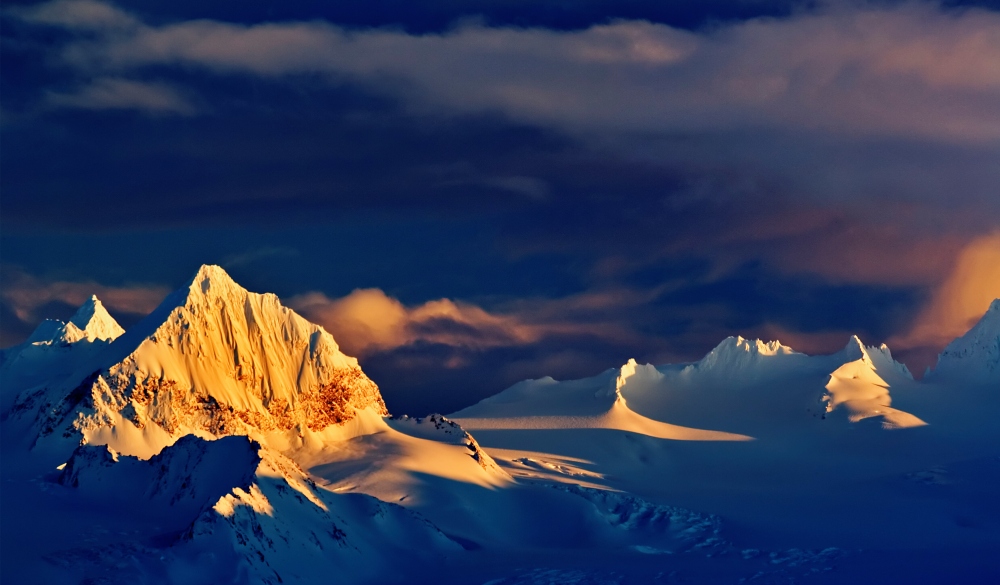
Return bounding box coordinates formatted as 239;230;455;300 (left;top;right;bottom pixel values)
25;266;389;457
85;366;386;437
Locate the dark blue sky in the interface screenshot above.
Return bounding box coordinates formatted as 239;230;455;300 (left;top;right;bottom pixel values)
2;0;999;415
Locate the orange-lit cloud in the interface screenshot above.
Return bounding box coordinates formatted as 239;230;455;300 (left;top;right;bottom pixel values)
890;232;1000;351
288;288;645;358
0;268;170;325
289;289;534;357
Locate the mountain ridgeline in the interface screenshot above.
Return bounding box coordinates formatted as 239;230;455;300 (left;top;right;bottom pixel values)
4;265;387;461
2;265;998;584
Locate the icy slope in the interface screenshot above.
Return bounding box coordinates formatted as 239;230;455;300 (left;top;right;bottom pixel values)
932;298;1000;383
8;265;387;462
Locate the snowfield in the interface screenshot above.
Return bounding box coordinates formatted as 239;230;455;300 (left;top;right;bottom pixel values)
2;266;998;584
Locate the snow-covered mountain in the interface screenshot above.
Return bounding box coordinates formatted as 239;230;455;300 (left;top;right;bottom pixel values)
931;298;1000;384
2;272;999;584
0;295;124;414
7;265;388;463
454;333;925;440
0;266;492;584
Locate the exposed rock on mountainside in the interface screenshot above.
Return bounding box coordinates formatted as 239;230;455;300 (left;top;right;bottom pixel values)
11;265;387;459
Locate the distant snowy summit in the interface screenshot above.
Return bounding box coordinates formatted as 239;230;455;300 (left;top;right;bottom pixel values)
456;302;1000;436
5;265;388;463
0;295;125;414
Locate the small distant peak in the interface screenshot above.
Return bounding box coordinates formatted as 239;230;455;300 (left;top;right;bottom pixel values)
24;296;124;345
69;295;101;328
838;335;912;381
687;336;799;378
989;298;1000;312
69;295;125;342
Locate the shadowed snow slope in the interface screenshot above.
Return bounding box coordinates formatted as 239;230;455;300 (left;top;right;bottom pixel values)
7;435;461;585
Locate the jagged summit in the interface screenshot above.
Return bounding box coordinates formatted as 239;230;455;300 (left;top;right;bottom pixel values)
14;264;388;460
839;335;913;383
932;298;1000;383
684;336;801;376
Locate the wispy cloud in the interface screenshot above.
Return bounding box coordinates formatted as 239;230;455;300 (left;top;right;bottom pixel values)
221;246;300;269
45;77;196;115
287;287;634;358
9;0;138;31
23;1;1000;143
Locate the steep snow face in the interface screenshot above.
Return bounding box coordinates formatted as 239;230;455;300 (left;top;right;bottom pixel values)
933;298;1000;383
0;296;124;414
18;265;387;459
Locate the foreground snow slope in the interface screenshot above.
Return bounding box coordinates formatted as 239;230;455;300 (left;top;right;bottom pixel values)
451;313;1000;571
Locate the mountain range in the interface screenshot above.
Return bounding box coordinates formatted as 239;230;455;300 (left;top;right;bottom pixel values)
2;266;998;584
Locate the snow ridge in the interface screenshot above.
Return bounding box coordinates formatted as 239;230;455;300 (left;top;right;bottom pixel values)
682;336;801;378
840;335;913;384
